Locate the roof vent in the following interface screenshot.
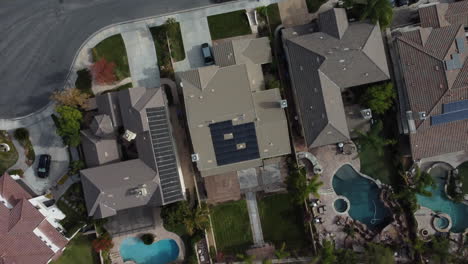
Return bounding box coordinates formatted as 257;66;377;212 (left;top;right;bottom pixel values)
364;72;369;77
360;109;372;120
343;67;347;71
179;82;184;88
279;100;288;108
418;112;427;120
343;47;349;51
299;65;303;71
122;130;137;142
319;36;323;39
292;31;298;35
191;154;199;162
339;59;345;63
435;65;440;71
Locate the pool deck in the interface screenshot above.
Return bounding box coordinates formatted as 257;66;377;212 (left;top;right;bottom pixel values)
414;206;437;239
109;207;186;264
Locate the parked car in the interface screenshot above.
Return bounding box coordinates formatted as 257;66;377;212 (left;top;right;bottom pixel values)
201;43;214;65
37;154;51;178
397;0;409;6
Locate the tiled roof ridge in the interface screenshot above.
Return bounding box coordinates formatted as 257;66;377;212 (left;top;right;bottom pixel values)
397;32;442;62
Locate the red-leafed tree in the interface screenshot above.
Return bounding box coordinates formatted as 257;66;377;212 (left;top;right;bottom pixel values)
92;234;113;252
91;58;116;85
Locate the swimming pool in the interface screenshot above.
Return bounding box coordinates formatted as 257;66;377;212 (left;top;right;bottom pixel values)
332;165;391;230
120;237;179;264
416;166;468;233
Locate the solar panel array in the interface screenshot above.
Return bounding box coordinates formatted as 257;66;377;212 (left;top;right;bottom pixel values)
209;120;260;166
432;100;468;126
146;107;184;204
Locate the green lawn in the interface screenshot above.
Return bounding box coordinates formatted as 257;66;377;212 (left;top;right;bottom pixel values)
0;131;18;174
266;4;281;34
166;22;185;62
306;0;327;13
92;34;130;80
51;234;99;264
57;183;89;237
258;193;307;251
150;26;173;78
359;142;395;185
456;162;468;194
210;200;252;254
207;10;252;40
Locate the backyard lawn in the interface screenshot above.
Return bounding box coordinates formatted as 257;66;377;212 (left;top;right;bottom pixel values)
207;10;252;40
51;234;99;264
456;162;468;194
359;143;395;185
0;131;18;174
210;200;252;254
92;34;130;80
258;193;308;251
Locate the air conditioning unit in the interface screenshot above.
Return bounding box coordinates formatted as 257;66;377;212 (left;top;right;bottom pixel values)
360;109;372;120
418;112;427;120
279;100;288;109
191;154;199;162
123;130;136;142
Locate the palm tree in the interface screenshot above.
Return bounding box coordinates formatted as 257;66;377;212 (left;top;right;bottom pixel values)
184;202;210;235
236;254;255;264
357;121;396;157
306;174;324;198
275;242;290;259
359;0;393;29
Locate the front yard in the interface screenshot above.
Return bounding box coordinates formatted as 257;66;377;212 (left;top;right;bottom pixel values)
258;193;308;251
210;200;252;254
92;34;130;80
51;234;99;264
207;10;252;40
0;131;18;174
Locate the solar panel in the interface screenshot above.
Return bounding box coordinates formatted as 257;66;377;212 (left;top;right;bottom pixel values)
456;37;465;53
452;53;462;69
445;60;454;71
431;109;468;126
443;99;468;113
146;107;183;204
209;120;260;166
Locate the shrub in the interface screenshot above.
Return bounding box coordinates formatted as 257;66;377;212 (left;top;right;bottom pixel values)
13;128;29;142
8;169;24;177
92;233;113;252
141;233;155;245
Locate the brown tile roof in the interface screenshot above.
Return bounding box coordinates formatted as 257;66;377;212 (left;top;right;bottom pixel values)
396;24;468;159
419;1;468;28
0;174;68;264
0;173;31;205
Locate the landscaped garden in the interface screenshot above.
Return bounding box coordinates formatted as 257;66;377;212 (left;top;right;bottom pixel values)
207;10;252;40
56;183;89;237
210;200;252;254
456;162;468;194
13;128;35;165
258;193;308;251
0;130;18;174
92;34;130;80
51;234;100;264
75;69;93;96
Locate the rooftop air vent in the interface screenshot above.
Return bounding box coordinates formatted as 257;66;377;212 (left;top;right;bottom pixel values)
122;130;137;142
360;109;372;120
279;100;288;108
191;154;199;162
418;112;427;120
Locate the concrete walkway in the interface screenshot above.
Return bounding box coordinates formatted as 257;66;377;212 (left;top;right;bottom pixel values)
9;137;29;173
245;192;265;246
121;27;161;88
92;77;132;95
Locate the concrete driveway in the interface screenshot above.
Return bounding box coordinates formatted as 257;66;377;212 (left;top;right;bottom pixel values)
173;17;213;72
122;27;161;88
21;117;69;195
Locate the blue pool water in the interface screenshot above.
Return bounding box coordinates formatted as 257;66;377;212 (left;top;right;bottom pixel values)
120;238;179;264
332;165;391;230
416;166;468;233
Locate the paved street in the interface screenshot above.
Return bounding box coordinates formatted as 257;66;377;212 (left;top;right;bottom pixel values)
0;0;214;118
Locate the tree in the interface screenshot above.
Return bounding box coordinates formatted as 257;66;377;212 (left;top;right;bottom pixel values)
140;233;155;245
413;166;435;197
69;160;85;175
55;105;83;147
92;233;113;252
361;82;396;115
236;254;255;264
275;242;290;259
51;87;90;109
364;243;394;264
161;200;191;228
183;202;210;236
91;58;116;84
287;167;323;205
426;236;451;264
13;128;29;142
359;0;393;29
357;120;396;157
336;248;358;264
320;240;337;264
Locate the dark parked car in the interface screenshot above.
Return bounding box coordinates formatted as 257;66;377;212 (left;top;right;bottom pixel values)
397;0;409;6
37;154;51;178
201;43;214;65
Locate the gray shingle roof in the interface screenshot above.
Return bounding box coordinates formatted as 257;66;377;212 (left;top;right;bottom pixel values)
396;24;468;159
213;37;272;67
80;130;121;168
283;8;390;148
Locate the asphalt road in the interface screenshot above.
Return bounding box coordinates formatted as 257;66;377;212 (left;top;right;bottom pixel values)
0;0;215;118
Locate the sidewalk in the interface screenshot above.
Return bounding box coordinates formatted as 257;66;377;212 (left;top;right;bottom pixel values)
245;192;265;246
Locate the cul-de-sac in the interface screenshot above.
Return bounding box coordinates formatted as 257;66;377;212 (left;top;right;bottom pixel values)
0;0;467;263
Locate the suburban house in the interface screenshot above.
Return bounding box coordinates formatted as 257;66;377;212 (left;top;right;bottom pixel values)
282;8;390;149
80;87;185;220
394;3;468;161
178;37;291;202
0;173;68;264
